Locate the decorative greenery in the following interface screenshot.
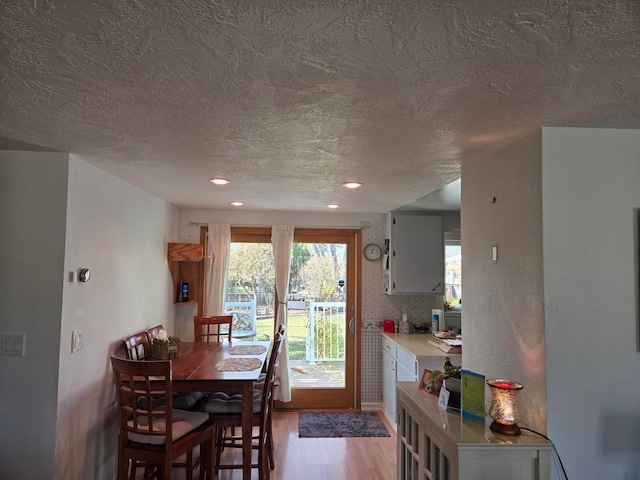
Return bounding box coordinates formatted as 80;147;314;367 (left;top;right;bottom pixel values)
151;334;181;359
443;357;461;379
151;336;180;346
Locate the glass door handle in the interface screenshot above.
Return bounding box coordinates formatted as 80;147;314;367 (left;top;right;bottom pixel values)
349;317;355;333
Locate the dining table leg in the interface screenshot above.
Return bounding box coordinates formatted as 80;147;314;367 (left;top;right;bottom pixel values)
241;380;253;480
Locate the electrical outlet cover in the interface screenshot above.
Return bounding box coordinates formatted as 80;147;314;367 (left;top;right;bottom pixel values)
1;333;25;356
71;330;83;353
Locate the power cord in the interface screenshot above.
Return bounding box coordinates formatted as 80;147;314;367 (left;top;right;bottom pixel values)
521;427;569;480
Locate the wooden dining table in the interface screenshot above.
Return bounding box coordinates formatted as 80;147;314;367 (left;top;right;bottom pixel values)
170;340;271;480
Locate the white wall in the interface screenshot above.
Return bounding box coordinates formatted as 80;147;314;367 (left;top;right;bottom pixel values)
0;151;70;479
542;128;640;479
0;151;179;479
461;130;547;433
55;156;179;479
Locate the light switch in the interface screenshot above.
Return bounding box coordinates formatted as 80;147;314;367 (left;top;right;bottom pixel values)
492;245;498;262
1;333;25;356
71;329;83;353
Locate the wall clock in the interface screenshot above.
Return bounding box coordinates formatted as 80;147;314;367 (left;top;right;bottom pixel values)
363;243;382;261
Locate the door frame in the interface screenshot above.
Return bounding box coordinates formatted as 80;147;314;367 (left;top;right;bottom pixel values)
200;226;362;410
277;228;362;410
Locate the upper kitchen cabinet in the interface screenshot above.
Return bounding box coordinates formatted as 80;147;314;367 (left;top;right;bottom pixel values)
384;212;444;295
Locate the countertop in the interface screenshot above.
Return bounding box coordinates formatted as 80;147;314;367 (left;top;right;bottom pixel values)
396;381;551;447
381;332;461;360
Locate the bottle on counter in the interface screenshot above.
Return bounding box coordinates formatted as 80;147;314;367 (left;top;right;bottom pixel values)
431;309;442;333
399;310;410;334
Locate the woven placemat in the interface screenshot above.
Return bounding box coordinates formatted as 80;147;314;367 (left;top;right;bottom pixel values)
228;345;267;355
215;357;262;372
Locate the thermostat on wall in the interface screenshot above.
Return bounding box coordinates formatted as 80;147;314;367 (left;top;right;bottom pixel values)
78;268;91;282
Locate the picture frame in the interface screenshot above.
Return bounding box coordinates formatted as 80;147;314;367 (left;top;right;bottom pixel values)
418;368;443;396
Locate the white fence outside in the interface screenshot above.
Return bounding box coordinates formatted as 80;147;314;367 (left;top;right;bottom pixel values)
306;301;346;365
224;300;346;364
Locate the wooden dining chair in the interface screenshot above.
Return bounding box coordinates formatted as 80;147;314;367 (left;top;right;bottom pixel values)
203;326;285;480
193;315;234;342
110;356;214;480
121;331;206;411
122;331;150;361
145;324;165;341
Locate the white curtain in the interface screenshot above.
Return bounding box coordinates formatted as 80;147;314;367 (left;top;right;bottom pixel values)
206;223;231;315
271;225;294;402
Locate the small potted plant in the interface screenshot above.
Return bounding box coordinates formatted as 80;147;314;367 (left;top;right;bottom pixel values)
442;357;462;408
151;329;181;359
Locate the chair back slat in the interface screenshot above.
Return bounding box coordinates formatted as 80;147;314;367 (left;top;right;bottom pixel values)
194;315;233;342
261;325;285;413
145;324;165;341
122;331;151;361
111;356;174;443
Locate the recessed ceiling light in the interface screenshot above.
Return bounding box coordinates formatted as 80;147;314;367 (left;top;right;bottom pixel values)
342;182;362;189
210;178;229;185
230;201;244;207
326;204;340;209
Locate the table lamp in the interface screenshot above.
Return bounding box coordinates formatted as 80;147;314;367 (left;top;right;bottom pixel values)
486;378;523;435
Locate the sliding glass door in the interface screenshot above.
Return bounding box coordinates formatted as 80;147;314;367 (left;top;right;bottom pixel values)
204;226;361;409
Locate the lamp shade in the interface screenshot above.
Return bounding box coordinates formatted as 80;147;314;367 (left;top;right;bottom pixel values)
486;378;523;435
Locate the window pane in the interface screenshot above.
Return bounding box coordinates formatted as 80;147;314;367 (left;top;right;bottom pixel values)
288;242;346;389
226;241;275;339
445;245;461;309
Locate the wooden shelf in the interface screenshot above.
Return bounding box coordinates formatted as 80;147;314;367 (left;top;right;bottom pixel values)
168;242;204;262
168;242;204;305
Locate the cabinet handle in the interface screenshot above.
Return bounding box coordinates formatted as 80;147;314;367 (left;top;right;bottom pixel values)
432;282;441;291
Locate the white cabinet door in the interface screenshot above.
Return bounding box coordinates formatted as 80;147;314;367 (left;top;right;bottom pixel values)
396;345;417;382
385;213;444;295
382;349;396;423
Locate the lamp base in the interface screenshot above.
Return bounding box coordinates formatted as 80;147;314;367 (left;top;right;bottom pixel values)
490;421;521;435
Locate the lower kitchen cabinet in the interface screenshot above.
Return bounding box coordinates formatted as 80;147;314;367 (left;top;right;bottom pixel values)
382;343;397;422
382;333;460;428
396;382;552;480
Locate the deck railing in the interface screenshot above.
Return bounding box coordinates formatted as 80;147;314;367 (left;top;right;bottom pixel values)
224;300;346;364
306;301;346;365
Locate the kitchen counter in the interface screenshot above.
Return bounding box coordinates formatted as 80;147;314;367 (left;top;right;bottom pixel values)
381;332;461;361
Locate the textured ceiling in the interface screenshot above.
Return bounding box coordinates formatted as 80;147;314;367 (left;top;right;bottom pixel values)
1;1;639;213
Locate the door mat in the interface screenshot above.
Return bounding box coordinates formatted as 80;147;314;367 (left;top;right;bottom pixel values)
298;411;390;438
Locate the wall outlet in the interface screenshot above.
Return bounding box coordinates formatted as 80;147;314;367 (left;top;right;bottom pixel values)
71;329;83;353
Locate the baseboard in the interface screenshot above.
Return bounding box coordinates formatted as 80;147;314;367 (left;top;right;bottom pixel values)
380;407;397;431
361;402;383;412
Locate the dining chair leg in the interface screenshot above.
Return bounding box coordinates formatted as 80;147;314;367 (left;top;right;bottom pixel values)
185;449;193;480
267;412;275;470
117;454;129;480
207;436;214;480
214;427;224;475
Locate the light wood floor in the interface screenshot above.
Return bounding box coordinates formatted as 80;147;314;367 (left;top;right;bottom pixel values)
148;410;397;480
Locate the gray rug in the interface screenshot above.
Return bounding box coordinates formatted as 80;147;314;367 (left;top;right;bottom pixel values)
298;411;390;438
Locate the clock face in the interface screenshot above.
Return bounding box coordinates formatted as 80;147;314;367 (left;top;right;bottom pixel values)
363;243;382;261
